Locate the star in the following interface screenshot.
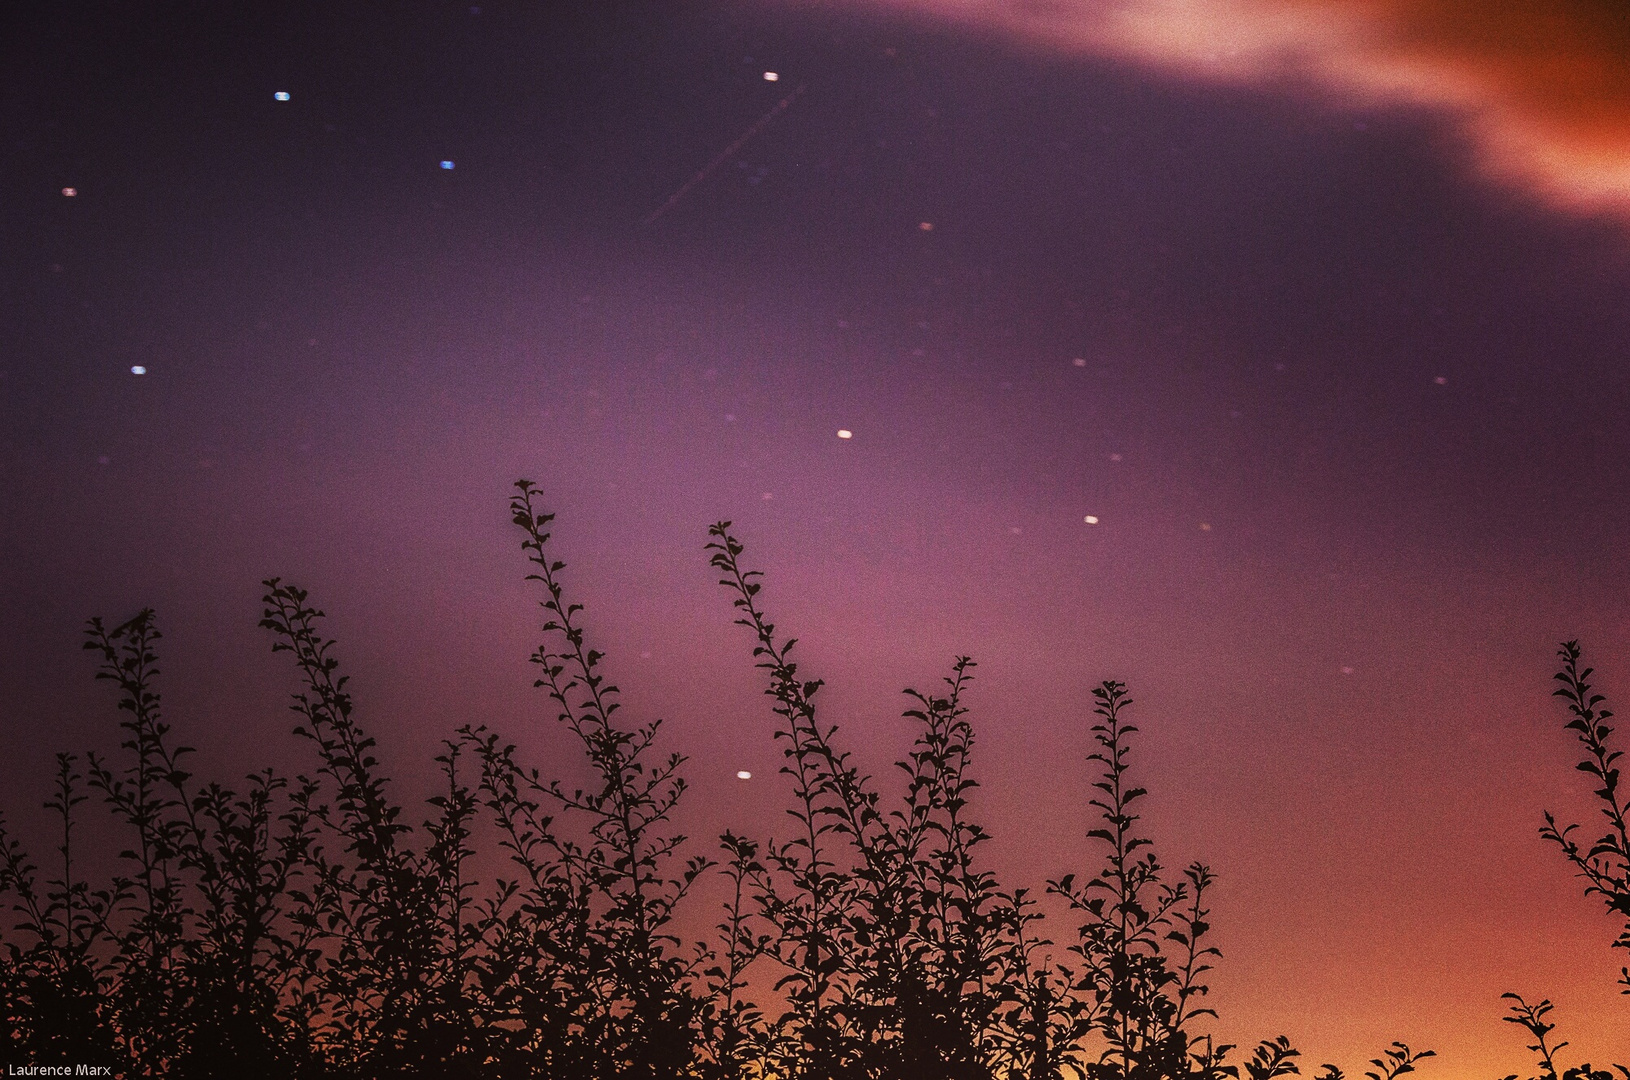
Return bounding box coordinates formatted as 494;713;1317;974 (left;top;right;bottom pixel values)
736;770;752;780
274;91;290;101
1084;515;1099;524
837;429;853;439
130;366;146;375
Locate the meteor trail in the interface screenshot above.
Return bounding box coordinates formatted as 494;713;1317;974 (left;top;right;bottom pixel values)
643;83;807;226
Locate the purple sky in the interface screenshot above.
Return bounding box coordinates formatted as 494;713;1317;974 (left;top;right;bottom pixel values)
4;2;1630;1074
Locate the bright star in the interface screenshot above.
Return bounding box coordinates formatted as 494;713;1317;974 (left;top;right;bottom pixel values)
440;160;455;170
737;771;752;780
130;366;146;375
837;429;852;439
1084;515;1099;524
763;71;779;81
274;91;290;101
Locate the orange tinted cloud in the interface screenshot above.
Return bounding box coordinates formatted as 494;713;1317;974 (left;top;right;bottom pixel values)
848;0;1630;216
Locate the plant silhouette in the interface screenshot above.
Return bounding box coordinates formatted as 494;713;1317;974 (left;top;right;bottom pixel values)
39;481;1630;1077
1494;642;1630;1080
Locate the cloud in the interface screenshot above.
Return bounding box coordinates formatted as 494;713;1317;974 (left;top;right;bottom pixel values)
846;0;1630;218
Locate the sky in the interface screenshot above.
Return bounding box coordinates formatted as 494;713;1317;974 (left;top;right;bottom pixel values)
3;1;1630;1075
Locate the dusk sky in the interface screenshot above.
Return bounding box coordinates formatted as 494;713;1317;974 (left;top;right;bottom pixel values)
4;1;1630;1075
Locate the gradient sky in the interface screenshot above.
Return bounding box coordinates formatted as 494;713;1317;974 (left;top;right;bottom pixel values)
4;2;1630;1075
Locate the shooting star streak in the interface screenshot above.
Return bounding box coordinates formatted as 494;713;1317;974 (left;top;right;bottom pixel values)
643;83;807;226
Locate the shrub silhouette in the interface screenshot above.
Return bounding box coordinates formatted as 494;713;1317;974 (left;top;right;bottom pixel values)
1495;641;1630;1080
0;481;1455;1078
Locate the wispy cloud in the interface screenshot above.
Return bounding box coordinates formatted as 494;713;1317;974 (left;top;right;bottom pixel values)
848;0;1630;217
